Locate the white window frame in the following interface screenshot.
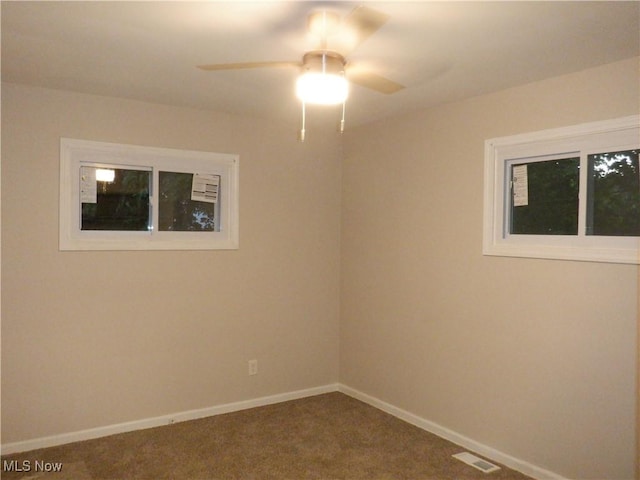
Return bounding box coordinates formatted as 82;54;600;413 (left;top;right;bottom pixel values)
483;115;639;264
60;138;239;251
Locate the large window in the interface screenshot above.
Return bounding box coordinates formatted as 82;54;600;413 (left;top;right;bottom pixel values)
483;115;639;264
60;138;239;250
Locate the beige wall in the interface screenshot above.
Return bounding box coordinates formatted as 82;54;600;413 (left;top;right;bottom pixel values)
2;58;639;480
341;57;639;480
1;83;342;442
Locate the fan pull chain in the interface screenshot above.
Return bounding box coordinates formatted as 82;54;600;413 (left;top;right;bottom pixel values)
300;99;345;141
299;101;306;142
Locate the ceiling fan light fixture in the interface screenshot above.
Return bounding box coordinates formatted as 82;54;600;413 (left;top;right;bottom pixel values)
296;72;348;105
296;51;348;105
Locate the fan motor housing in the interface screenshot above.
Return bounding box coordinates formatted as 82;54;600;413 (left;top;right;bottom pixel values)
301;51;346;75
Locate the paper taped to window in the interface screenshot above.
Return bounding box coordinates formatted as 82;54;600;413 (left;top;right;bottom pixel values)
80;166;97;204
512;164;528;207
191;173;220;203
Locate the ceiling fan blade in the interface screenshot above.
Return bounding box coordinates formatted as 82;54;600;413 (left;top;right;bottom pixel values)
347;71;405;95
197;61;301;71
343;6;390;53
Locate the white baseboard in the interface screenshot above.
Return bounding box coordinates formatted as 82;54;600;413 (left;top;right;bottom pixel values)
338;384;568;480
1;383;340;455
1;382;568;480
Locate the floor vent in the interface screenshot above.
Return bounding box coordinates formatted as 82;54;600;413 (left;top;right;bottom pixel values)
452;452;501;473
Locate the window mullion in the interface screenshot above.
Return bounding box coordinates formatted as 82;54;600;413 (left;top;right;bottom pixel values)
576;153;588;238
151;168;158;235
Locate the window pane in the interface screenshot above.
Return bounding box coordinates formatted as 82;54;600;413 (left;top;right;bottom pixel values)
158;172;219;231
587;149;640;236
510;158;580;235
81;168;150;231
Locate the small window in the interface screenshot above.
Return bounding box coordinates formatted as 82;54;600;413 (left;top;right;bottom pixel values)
483;115;639;264
60;138;239;251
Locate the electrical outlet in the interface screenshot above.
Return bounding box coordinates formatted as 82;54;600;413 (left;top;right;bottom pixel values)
248;359;258;376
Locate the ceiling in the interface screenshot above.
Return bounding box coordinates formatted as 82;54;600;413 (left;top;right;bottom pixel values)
2;1;639;129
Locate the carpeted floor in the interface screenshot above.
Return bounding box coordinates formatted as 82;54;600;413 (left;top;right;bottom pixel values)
1;392;534;479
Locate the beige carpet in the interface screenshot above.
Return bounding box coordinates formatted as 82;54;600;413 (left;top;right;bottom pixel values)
1;392;533;479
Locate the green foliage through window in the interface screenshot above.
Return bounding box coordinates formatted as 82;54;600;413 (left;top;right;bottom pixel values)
510;158;580;235
158;172;219;232
81;169;150;231
587;149;639;236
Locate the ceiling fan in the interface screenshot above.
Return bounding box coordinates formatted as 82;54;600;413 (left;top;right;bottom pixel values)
196;5;404;140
